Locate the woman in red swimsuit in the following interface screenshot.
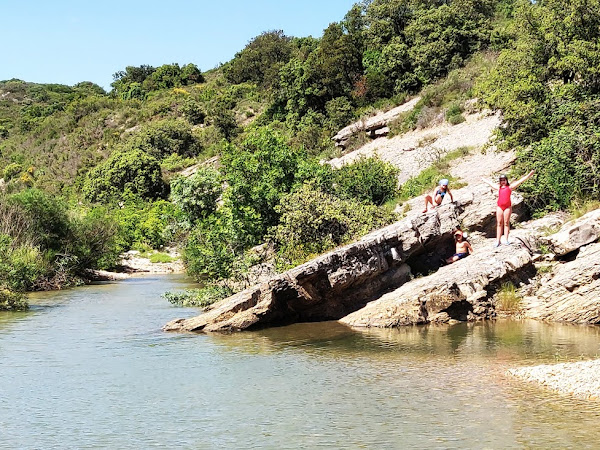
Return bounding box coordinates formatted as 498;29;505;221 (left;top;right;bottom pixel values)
482;170;535;246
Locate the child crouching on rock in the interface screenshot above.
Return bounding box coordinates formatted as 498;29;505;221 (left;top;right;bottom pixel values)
446;229;473;264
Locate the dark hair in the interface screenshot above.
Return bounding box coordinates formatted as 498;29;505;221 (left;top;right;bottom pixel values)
499;175;510;186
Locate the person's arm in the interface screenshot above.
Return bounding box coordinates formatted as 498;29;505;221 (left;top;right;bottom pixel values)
447;187;454;202
511;170;535;190
481;177;499;190
467;242;474;254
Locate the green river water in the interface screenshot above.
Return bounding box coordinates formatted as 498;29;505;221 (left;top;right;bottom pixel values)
1;274;600;449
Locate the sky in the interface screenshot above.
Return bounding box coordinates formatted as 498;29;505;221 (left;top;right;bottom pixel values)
2;0;357;91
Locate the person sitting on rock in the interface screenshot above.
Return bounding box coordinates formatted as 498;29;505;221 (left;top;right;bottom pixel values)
423;179;454;213
446;229;473;264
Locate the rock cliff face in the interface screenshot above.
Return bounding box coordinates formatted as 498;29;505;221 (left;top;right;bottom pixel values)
522;210;600;324
164;186;527;333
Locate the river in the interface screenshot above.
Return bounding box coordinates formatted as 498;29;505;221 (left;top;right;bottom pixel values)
1;274;599;448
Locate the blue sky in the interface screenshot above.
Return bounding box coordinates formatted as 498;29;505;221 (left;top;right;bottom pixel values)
2;0;357;91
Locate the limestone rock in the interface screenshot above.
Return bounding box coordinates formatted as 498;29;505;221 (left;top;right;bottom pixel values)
332;97;420;146
340;244;532;328
523;242;600;324
164;203;464;333
544;209;600;256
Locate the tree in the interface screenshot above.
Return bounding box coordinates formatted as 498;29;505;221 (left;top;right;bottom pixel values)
224;30;293;88
170;167;222;224
83;149;166;202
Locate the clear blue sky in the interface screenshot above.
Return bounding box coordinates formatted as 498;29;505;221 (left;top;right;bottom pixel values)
2;0;357;91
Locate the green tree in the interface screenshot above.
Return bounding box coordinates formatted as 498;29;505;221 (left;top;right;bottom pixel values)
221;127;307;240
82;149;166;202
224;30;293;88
170;167;222;224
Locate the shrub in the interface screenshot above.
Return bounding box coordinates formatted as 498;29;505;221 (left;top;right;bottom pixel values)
82;149;166;202
271;183;397;267
8;188;70;250
180;98;206;125
170;167;222;223
333;157;400;205
149;252;174;264
0;288;27;310
163;285;233;308
3;163;23;181
126;119;201;159
496;282;522;312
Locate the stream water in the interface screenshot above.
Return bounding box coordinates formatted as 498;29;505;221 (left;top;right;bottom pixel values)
1;274;600;449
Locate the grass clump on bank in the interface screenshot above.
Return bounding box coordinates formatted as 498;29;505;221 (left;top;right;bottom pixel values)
496;282;522;313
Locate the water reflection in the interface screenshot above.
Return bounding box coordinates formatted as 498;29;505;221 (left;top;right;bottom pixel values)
1;276;600;449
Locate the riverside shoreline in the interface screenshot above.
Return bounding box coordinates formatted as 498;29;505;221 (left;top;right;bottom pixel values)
508;359;600;400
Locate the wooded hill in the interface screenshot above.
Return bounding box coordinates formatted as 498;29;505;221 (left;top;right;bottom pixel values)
1;0;600;309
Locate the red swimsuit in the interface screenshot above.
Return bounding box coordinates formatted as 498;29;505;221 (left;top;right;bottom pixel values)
497;185;512;210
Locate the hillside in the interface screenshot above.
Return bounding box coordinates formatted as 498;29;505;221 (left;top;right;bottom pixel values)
3;0;600;312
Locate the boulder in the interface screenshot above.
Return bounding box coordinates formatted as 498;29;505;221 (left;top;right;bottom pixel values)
340;243;532;328
332;97;421;146
523;242;600;324
543;209;600;256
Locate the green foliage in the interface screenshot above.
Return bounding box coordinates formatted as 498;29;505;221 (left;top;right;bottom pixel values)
496;282;522;312
445;102;465;124
224;30;293;88
149;252;175;263
184;206;259;281
0;288;28;311
125;119;201;159
8;188;69;250
271;183;397;268
3;163;23;181
113;198;180;250
170;167;222;223
163;285;233;308
180;98;205;125
221;127;307;239
83;148;166;202
333;157;399;205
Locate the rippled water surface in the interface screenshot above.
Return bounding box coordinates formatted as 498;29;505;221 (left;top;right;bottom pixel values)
1;274;600;449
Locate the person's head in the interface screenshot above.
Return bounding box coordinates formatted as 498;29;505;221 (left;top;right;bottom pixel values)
454;229;463;241
499;174;509;186
439;179;449;190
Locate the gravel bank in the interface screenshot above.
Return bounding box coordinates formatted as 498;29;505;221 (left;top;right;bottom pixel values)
508;360;600;400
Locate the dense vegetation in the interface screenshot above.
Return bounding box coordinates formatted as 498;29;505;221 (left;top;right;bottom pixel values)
3;0;598;308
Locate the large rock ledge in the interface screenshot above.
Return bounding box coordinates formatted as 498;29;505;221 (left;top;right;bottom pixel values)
164;186;525;333
340;244;532;327
508;360;600;400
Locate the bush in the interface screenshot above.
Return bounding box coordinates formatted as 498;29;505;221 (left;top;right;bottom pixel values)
8;188;70;250
113;199;180;250
3;163;23;181
126;119;201;159
271;183;397;267
170;167;222;223
333;157;399;205
83;149;166;202
163;285;233;308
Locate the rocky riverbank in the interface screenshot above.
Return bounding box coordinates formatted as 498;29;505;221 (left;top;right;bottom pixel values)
508;360;600;400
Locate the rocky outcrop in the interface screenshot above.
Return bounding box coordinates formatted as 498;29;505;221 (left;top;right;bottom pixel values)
542;209;600;256
524;242;600;323
332;97;421;148
340;244;532;328
164;186;526;333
